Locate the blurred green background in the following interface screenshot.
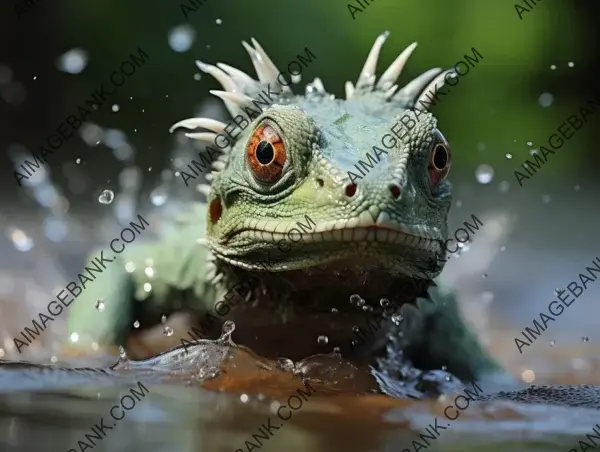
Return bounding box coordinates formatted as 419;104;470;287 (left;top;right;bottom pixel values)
2;0;599;195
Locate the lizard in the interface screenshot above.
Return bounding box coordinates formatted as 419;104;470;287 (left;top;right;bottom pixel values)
65;31;505;392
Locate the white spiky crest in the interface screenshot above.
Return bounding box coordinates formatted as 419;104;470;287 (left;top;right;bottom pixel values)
170;32;453;176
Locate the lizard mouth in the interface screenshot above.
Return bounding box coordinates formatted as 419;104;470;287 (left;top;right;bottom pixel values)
228;217;442;249
214;220;444;277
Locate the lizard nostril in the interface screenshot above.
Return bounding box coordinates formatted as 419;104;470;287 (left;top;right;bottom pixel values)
389;184;401;199
209;198;222;223
345;183;357;197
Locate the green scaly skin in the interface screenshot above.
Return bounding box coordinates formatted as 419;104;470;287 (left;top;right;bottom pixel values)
67;32;503;388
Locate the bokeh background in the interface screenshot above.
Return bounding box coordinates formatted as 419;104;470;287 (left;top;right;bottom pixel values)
1;0;599;383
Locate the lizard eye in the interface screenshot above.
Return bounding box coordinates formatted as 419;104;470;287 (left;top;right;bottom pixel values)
247;123;287;183
428;130;451;187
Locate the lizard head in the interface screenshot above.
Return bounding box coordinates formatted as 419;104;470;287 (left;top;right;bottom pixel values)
171;32;454;305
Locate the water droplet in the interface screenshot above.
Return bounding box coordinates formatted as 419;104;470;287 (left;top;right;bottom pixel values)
317;335;329;345
150;186;168;206
456;200;462;207
498;181;510;193
331;307;338;313
542;194;551;204
362;305;372;311
568;61;575;68
193;73;202;81
349;294;364;306
133;320;140;328
275;358;295;372
549;340;555;346
475;164;494;184
240;393;249;403
482;273;488;278
332;346;341;354
70;332;79;343
352;326;360;333
505;153;513;160
125;262;136;273
10;229;34;252
391;314;403;325
574;184;581;191
441;365;447;371
50;356;58;363
144;267;155;278
380;298;390;308
98;189;114;204
163;326;173;336
550;64;557;70
160;314;167;323
76;158;81;164
95;299;105;312
221;320;236;337
57;48;89;74
538;92;554;108
500;246;506;251
119;346;127;359
216;18;222;25
0;348;5;358
526;141;533;147
167;25;196;53
143;283;152;293
521;369;535;383
582;336;589;343
111;104;120;112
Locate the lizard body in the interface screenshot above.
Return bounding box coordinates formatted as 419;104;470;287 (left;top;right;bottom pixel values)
67;32;502;388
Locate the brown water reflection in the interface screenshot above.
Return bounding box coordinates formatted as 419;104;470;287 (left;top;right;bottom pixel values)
1;328;599;452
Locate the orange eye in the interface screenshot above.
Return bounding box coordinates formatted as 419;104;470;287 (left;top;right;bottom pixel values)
428;131;452;187
247;123;287;183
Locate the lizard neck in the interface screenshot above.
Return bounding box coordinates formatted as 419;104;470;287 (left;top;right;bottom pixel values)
213;261;432;364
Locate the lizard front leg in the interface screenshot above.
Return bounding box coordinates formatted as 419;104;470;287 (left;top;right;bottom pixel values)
393;282;508;386
65;205;216;359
